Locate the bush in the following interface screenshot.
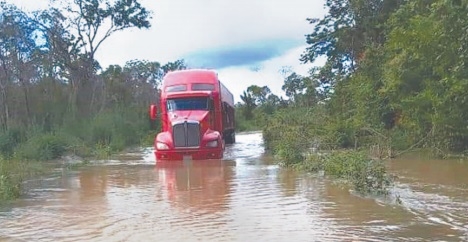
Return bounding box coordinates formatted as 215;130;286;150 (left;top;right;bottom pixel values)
263;107;326;165
0;127;26;158
0;106;157;201
0;157;25;201
57;107;155;156
298;150;392;195
235;114;260;132
14;133;68;161
262;106;393;195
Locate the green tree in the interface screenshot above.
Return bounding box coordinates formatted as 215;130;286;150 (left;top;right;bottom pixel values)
246;85;271;106
380;0;468;151
301;0;404;88
239;90;256;120
161;59;187;74
0;3;43;129
55;0;153;117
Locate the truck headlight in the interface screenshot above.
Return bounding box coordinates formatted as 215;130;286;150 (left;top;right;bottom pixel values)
206;140;218;148
156;142;169;150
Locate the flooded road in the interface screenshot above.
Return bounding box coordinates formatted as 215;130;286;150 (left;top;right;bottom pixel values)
1;132;468;241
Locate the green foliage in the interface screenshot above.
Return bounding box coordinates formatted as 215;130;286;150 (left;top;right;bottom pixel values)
262;104;396;195
0;156;49;202
0;157;30;201
298;151;392;195
263;107;328;162
239;90;256;120
58;107;155;156
263;106;393;195
273;0;468;158
257;0;468;197
0;0;161;202
380;0;468;153
235;113;258;132
14;133;68;161
0;127;26;158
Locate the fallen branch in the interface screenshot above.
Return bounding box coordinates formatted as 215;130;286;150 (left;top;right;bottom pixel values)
392;128;433;158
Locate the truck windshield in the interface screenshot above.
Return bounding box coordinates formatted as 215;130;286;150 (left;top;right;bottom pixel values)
167;97;209;111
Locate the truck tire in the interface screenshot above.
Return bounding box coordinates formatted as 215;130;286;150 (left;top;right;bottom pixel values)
230;132;236;144
224;131;236;144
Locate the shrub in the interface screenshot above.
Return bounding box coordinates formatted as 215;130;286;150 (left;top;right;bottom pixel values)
298;150;392;195
0;157;24;201
263;106;394;195
0;127;26;158
14;133;68;161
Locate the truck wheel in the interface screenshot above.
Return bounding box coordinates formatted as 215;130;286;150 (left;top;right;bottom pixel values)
225;131;235;144
231;132;236;143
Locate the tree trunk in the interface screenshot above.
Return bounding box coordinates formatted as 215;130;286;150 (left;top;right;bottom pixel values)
0;86;9;130
19;78;31;126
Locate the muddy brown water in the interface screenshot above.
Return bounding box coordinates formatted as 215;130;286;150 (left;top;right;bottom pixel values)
1;132;468;241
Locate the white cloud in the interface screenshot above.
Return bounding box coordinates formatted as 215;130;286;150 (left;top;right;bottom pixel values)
218;45;326;103
94;0;327;66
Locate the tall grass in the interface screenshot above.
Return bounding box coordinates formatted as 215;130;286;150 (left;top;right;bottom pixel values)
0;107;157;201
0;158;21;201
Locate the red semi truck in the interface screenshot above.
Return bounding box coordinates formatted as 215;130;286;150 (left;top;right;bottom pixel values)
149;69;236;161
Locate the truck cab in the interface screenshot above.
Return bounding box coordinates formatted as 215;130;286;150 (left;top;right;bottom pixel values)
150;69;235;161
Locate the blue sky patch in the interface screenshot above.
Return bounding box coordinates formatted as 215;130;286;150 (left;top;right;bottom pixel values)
184;38;302;69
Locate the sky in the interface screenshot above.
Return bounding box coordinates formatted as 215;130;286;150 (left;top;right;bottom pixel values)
9;0;327;103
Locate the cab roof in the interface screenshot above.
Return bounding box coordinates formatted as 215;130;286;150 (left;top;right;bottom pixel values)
163;69;218;87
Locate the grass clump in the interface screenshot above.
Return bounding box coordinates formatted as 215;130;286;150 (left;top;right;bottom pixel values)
0;157;37;202
14;133;68;161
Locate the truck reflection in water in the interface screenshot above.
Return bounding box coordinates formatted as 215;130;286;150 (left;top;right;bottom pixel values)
156;160;235;212
156;159;236;214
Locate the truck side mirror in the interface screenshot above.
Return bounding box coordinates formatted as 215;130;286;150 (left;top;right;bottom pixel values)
149;104;157;120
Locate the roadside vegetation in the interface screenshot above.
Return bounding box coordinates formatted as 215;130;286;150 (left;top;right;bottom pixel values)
236;0;468;195
0;0;177;201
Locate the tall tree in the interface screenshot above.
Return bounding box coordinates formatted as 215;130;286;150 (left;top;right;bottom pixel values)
380;0;468;151
0;3;41;128
301;0;404;88
161;59;187;74
239;90;256;120
53;0;153;117
282;72;306;102
246;85;271;106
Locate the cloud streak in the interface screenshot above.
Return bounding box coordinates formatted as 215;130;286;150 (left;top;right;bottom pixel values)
184;39;302;69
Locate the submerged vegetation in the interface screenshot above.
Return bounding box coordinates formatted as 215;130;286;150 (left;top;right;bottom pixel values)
0;158;24;201
298;151;392;195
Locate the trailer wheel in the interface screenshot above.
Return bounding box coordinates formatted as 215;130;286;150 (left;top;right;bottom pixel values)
225;131;236;144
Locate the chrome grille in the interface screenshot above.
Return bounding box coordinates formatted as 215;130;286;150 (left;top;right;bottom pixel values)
173;124;186;147
173;122;200;148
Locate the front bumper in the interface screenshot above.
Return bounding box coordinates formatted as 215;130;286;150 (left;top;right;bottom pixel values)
155;147;223;161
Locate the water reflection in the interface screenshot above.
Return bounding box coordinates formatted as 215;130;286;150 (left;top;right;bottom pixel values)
389;154;468;188
276;168;300;197
78;167;108;200
156;160;236;214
